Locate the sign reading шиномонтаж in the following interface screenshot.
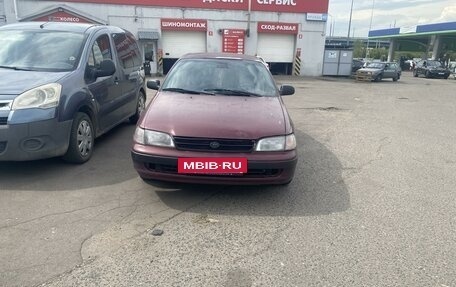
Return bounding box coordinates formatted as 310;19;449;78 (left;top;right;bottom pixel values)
61;0;328;13
161;19;208;31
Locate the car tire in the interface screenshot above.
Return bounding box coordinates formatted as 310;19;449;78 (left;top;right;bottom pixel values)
375;74;383;82
62;112;94;164
393;75;398;82
129;92;146;124
413;70;418;77
444;75;449;80
425;71;431;78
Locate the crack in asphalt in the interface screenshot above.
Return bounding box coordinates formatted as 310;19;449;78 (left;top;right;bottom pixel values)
0;199;120;230
39;187;227;287
343;137;392;180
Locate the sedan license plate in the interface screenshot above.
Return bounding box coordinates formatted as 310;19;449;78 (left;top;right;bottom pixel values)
178;158;247;174
438;73;444;75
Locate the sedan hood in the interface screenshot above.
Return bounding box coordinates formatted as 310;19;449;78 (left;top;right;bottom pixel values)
142;92;287;139
0;69;69;100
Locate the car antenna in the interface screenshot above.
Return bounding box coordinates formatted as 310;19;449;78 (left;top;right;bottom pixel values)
40;22;50;29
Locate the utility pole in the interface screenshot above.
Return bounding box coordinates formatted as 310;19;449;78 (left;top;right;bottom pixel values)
346;0;354;47
366;0;375;58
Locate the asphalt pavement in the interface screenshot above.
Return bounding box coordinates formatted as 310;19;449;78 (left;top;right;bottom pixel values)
1;72;455;287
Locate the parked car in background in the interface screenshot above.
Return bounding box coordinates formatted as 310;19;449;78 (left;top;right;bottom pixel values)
447;61;456;79
0;22;146;163
132;53;297;185
355;62;401;82
413;60;450;79
352;59;364;73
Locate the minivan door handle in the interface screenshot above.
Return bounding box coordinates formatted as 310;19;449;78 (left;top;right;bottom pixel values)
114;77;119;85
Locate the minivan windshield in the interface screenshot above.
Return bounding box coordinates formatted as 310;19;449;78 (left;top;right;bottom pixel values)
162;58;277;97
0;30;85;72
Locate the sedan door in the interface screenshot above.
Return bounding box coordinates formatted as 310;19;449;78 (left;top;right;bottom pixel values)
383;64;395;78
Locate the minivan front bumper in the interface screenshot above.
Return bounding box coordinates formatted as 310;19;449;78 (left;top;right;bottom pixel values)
0;118;72;161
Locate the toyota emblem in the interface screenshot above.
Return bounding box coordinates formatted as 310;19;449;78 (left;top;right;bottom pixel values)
209;141;220;149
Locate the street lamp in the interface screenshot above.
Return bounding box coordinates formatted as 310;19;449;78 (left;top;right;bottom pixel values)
346;0;354;46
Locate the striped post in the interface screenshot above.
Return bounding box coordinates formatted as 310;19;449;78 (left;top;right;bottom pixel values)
158;49;163;75
293;48;301;76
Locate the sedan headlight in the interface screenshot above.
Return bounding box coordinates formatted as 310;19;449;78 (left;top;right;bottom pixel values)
256;134;296;151
134;128;175;147
12;83;62;110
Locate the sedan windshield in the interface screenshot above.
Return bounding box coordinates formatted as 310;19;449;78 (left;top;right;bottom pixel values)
366;63;385;69
162;58;277;97
0;30;85;72
426;60;442;67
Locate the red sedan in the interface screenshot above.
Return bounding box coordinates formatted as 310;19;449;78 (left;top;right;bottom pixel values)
131;53;297;185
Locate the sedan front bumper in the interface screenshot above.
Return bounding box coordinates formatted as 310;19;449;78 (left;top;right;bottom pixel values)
131;146;298;185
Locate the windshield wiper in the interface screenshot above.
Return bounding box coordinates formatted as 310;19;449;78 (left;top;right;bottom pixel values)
0;65;34;71
162;87;214;95
203;89;262;97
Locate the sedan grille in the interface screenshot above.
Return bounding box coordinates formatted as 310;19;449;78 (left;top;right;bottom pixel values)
0;117;8;125
173;136;255;152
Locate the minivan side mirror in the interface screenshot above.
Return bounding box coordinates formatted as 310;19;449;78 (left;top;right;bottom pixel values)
279;85;295;96
147;80;160;90
95;59;116;78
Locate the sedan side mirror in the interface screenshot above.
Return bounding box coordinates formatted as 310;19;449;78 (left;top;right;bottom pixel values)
147;80;160;90
279;85;295;96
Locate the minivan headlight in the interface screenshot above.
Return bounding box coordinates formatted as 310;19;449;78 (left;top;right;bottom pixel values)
134;127;175;147
256;134;296;151
12;83;62;110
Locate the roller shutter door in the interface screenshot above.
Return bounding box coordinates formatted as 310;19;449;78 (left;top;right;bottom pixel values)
257;34;295;63
161;31;206;58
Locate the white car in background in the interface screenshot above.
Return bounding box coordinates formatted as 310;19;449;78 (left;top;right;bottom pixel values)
449;61;456;79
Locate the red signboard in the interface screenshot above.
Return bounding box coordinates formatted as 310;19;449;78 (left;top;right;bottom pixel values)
222;29;245;54
161;18;207;31
257;22;299;34
33;11;93;23
60;0;328;13
252;0;328;13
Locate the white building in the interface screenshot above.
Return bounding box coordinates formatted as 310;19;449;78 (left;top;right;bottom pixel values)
1;0;329;76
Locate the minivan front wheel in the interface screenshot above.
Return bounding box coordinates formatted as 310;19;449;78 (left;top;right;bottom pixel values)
63;112;94;163
129;92;146;124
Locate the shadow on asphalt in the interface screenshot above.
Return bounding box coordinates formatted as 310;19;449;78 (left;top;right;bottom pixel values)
0;122;138;191
152;131;351;217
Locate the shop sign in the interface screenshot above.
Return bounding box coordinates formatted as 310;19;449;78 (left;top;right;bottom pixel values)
33;11;92;23
306;13;328;22
222;29;245;54
62;0;328;13
161;19;208;31
252;0;328;13
257;22;299;34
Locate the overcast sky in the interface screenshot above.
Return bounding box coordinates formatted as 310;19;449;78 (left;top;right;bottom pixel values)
327;0;456;38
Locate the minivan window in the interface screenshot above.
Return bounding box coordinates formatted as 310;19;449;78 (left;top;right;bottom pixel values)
88;34;113;68
112;32;141;69
0;30;85;71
